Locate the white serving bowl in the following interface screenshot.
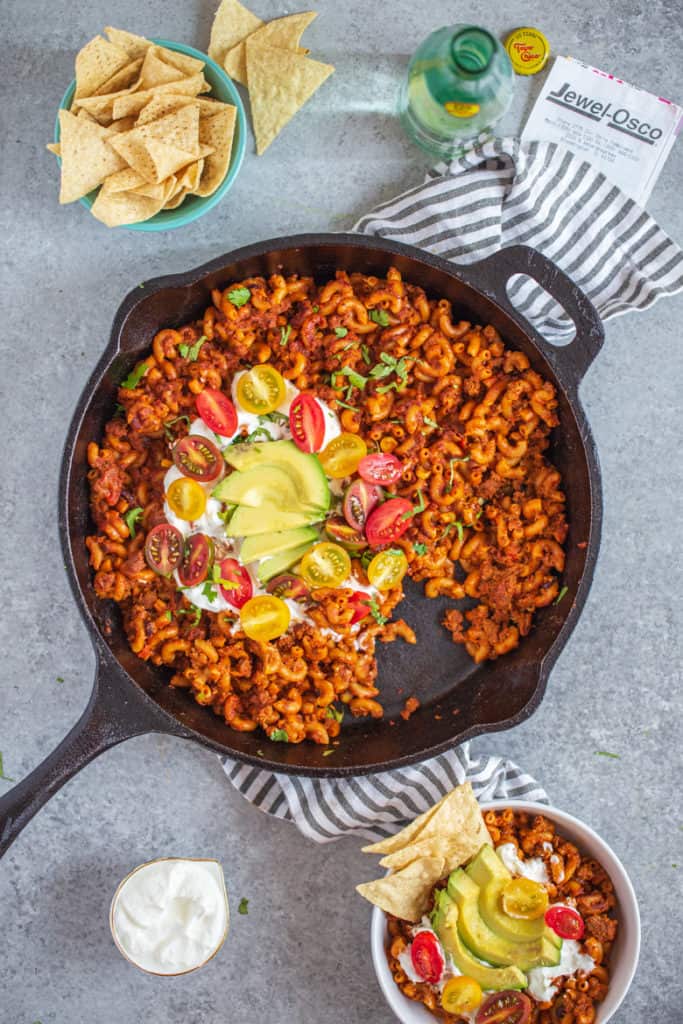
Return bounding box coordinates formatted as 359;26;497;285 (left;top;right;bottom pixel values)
370;800;640;1024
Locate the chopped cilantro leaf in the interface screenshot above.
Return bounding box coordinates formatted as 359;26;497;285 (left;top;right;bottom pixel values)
201;581;217;603
454;521;464;543
120;362;149;390
413;542;428;556
360;344;372;365
334;326;348;338
340;366;368;390
322;748;335;757
334;398;357;411
270;728;289;742
0;752;14;782
280;324;292;346
423;416;438;429
325;705;344;723
124;507;143;539
114;403;126;417
179;336;206;361
259;410;288;425
554;585;569;605
178;607;202;626
400;488;426;522
369;309;390;327
163;414;191;441
164;610;173;622
56;676;65;683
363;598;388;625
312;305;319;312
238;897;249;915
228;286;251;307
595;750;620;759
239;426;273;444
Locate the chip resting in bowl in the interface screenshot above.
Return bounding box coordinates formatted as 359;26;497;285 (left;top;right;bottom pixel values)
48;28;238;226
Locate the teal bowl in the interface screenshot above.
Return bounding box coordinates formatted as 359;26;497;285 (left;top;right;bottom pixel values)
53;39;247;231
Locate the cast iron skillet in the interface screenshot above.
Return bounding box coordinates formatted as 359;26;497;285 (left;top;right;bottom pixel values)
0;235;603;858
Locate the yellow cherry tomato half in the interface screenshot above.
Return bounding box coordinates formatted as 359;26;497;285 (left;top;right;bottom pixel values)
235;364;286;414
240;595;291;641
367;548;408;591
441;976;483;1015
318;433;367;479
299;542;351;588
501;876;549;920
166;476;207;521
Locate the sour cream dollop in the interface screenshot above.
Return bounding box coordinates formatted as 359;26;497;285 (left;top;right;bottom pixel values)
496;843;549;884
110;858;229;975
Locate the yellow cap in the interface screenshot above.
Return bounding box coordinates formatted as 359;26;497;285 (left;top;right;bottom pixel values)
505;27;550;76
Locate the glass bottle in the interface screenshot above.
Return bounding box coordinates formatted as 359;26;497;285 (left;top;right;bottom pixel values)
399;25;514;159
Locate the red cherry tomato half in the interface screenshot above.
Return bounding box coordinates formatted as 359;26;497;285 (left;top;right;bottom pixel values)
365;497;414;548
219;558;253;609
358;452;403;486
173;435;224;483
347;590;371;625
144;523;183;575
475;991;532;1024
196;388;238;437
410;931;445;985
289;393;325;453
325;517;368;553
177;533;214;587
343;480;382;532
545;905;585;940
266;574;310;602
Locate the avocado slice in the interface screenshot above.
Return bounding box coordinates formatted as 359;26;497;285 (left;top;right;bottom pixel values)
431;890;527;991
466;846;561;948
226;503;324;537
224;440;330;512
213;465;308;511
447;869;561;970
256;542;314;584
240;527;318;564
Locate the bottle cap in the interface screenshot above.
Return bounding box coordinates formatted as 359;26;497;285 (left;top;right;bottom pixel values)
505;27;550;76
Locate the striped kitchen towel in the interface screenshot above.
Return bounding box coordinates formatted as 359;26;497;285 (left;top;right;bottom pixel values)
224;744;548;844
356;135;683;340
222;134;682;842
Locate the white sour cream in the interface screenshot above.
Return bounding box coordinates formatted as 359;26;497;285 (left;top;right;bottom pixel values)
111;858;228;975
496;843;550;884
526;940;595;1003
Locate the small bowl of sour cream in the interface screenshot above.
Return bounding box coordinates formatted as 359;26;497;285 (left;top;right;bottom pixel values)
110;857;229;976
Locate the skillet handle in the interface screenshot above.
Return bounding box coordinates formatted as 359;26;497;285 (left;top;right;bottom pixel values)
0;651;174;860
462;245;605;382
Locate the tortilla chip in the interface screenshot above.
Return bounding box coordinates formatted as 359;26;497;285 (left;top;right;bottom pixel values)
74;36;131;100
246;41;334;155
156;46;205;76
224;12;317;86
136;93;197;125
362;783;490;857
138;48;187;90
57;109;127;203
90;187;167;227
130;176;178;201
380;834;491;875
99;166;148;194
208;0;263;66
75;88;137;125
356;857;445;923
92;57;143;97
111;74;209;120
109;130;197;184
195;105;236;196
135;104;200;153
104;27;152;60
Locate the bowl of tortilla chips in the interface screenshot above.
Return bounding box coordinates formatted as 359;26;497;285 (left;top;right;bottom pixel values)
50;29;246;230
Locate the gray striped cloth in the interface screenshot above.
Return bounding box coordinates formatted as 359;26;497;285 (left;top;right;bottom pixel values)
221;134;682;843
223;746;548;843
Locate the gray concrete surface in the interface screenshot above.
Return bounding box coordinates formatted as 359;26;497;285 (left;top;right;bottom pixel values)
1;1;681;1021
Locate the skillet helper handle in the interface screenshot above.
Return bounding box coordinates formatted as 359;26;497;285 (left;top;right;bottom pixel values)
467;244;605;381
0;654;164;860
